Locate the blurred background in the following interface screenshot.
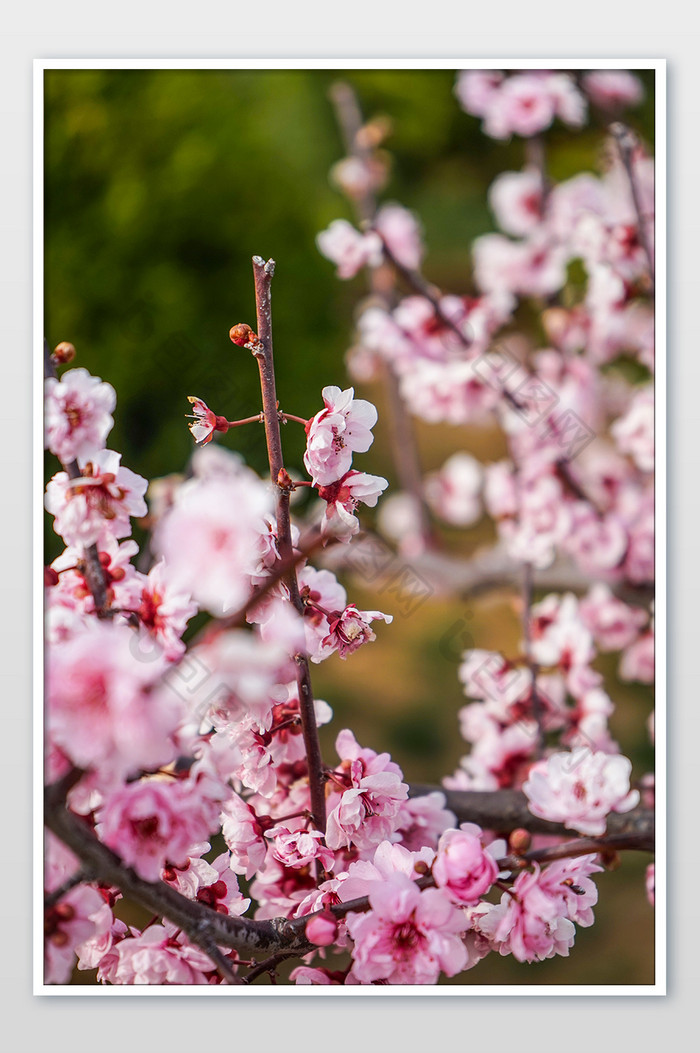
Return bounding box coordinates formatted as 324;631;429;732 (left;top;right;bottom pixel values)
44;67;655;985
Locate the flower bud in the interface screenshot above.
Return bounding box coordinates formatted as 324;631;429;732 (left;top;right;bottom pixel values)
277;468;294;491
508;828;532;855
229;323;257;347
305;910;339;946
52;341;76;364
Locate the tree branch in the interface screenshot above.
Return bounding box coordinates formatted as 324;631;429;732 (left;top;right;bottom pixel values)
407;783;654;847
251;256;327;836
44;774;314;964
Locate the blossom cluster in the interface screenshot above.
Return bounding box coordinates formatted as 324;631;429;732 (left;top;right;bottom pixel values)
43;67;654;987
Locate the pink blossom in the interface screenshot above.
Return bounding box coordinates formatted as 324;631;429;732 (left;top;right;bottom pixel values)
220;794;268;879
44;833;104;984
46;620;178;779
564;507;628;576
483;74;558;139
75;901;129;979
318;469;388;542
374;203;424;270
316;219;383;279
111;922;214;984
297;566;348;662
346;872;467;984
167;851;251;917
319;604;393;661
399;358;501;426
305;911;340;947
185;396;228;445
96;777;218;881
134;559;198;660
579;583;648;651
266;825;335;871
523;747;640;836
44;884;105;984
529;593;595;670
454;70;505;117
331;154;387;200
538;854;602;927
583;71;644;111
303;385;378;485
45;367;116;465
45;449;148;548
152;465;274;616
473;232;568;298
611;385;654;472
325;730;408;851
484;460;519;519
619;630;655;683
488;168;543;237
425;452;483;527
433;823;499;905
477;865;576;962
171;628;292;732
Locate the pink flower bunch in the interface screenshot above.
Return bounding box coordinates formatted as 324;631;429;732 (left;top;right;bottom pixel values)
152;463;274;616
374;202;424;270
475;861;588;963
455;70;587;140
579;583;648;652
303;385;379;486
45;367;116;464
46;619;179;781
44;833;104;984
316;219;382;279
523;747;640;835
582;70;644;111
346;872;468;984
325;730;409;851
109;922;216;985
45;449;148;548
96;776;222;882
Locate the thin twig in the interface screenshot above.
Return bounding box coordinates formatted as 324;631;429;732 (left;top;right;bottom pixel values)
251;256;327;836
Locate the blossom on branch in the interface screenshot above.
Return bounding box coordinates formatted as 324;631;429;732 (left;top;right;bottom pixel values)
303;385;379;485
522;746;640;835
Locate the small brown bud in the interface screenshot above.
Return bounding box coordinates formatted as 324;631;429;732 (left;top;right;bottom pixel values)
229;323;257;347
277;468;294;492
413;860;430;876
508;828;532;855
52;341;76;364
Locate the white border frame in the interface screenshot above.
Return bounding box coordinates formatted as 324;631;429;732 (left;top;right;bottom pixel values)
33;57;666;997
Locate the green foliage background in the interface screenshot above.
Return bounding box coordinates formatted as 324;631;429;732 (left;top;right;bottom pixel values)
45;68;656;985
